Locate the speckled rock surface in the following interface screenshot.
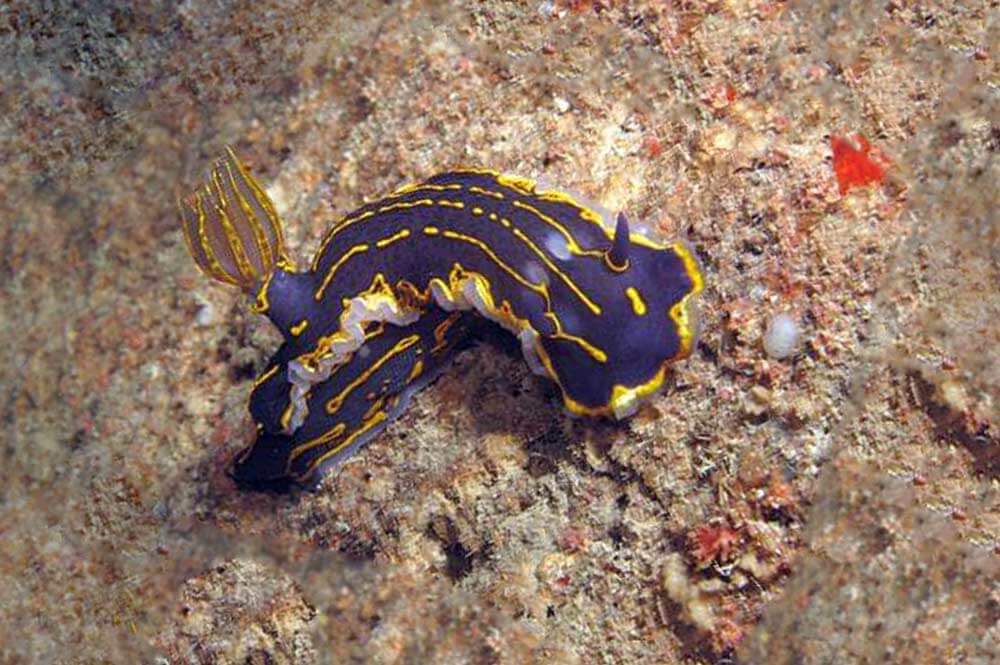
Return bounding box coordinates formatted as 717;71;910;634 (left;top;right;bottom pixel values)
153;558;318;664
1;1;996;663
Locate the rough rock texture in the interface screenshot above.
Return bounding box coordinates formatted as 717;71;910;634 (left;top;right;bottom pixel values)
153;559;318;664
743;458;999;664
1;1;996;663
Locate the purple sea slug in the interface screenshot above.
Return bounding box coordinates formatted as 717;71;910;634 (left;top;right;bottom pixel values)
180;149;703;487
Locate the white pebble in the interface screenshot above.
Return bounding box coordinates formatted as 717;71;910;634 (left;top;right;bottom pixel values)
195;302;215;326
763;312;800;359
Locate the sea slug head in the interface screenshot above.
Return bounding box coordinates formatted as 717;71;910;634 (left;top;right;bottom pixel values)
180;148;320;342
538;212;704;419
230;430;298;492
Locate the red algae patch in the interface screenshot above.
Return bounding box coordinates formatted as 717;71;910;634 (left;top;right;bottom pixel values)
830;133;888;195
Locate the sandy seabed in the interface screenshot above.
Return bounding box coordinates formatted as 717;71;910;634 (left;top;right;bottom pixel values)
1;1;996;663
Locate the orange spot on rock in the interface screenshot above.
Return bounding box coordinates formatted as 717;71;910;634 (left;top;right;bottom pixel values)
211;420;233;446
122;327;146;351
765;472;799;513
702;82;737;114
690;524;742;566
830;133;887;194
558;526;588;552
712;616;746;652
643;134;663;158
559;0;593;13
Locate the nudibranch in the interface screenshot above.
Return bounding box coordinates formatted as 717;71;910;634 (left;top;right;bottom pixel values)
180;148;703;487
238;307;474;484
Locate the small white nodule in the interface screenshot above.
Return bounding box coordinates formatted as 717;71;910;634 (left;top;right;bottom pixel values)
523;260;548;286
544;233;572;261
763;312;800;360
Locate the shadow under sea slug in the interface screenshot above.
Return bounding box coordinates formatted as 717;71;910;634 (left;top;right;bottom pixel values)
179;148;703;487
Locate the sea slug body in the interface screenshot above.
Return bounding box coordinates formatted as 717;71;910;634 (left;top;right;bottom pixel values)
240;307;474;486
179;148;704;487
